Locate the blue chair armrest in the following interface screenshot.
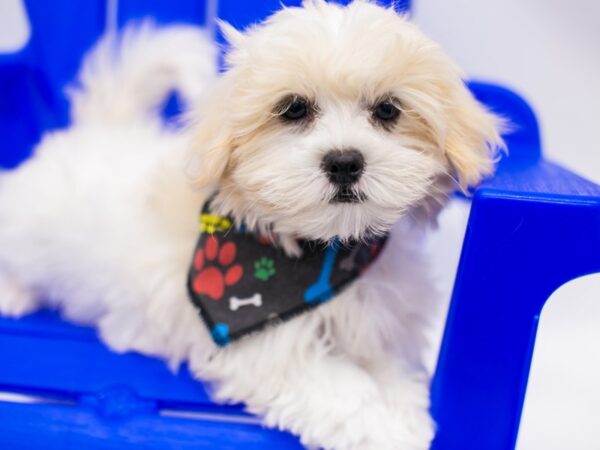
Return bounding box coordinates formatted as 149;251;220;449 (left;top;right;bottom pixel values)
431;154;600;448
483;159;600;200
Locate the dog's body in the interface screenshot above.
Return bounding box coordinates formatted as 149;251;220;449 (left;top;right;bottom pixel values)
0;2;502;449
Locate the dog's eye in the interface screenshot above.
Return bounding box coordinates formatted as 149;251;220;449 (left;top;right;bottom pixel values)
283;99;309;121
373;100;401;122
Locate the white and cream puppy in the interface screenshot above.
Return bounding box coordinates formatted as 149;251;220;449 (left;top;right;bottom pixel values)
0;1;502;449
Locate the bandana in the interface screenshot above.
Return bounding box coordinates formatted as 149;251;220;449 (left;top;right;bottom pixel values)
187;200;388;347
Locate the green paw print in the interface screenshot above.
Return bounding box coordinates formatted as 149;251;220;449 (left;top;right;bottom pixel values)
254;257;276;281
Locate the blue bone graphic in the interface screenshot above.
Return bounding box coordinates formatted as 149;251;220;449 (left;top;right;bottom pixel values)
304;240;340;304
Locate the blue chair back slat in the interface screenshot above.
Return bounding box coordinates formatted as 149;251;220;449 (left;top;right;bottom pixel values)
0;54;49;167
0;0;106;168
117;0;207;28
23;0;106;104
218;0;410;31
218;0;302;30
469;81;542;166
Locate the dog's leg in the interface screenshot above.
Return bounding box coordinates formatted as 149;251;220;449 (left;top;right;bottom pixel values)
191;319;430;450
337;339;435;449
0;270;39;317
328;288;436;449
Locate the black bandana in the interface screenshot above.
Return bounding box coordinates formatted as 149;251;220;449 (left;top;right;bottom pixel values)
187;201;388;346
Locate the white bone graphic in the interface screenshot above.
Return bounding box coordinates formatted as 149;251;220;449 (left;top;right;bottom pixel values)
229;293;263;311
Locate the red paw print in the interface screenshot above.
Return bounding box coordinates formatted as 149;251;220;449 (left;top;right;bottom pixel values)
192;236;243;300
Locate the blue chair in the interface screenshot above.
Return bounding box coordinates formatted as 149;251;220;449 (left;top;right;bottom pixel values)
430;84;600;449
0;1;598;449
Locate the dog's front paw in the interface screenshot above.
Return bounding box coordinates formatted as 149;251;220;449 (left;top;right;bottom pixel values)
381;379;436;448
291;399;431;450
347;401;433;450
0;275;38;317
385;408;435;450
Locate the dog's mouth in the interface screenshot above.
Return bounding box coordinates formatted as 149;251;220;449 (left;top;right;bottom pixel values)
331;187;367;204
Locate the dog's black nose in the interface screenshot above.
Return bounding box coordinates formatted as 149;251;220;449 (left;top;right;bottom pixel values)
321;149;365;185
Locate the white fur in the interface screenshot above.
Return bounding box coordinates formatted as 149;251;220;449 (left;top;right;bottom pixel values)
0;2;503;449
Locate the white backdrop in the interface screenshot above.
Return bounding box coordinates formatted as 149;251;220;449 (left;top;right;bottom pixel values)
1;0;599;448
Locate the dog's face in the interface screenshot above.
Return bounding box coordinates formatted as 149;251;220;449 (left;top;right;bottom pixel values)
188;0;502;242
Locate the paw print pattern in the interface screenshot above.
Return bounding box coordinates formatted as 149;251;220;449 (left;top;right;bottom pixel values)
192;236;243;300
254;257;276;281
200;213;231;234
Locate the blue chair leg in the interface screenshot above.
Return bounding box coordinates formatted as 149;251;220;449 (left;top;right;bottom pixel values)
430;190;600;450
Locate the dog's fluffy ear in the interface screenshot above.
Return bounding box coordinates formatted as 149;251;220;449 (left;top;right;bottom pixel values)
443;84;505;190
186;77;235;189
187;22;249;190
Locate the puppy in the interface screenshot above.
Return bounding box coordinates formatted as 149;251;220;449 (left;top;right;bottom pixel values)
0;2;503;449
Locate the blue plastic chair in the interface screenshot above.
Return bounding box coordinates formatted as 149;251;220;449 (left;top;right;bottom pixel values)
430;84;600;449
1;1;599;449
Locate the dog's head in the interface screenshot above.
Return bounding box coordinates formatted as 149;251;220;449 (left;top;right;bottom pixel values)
188;0;503;242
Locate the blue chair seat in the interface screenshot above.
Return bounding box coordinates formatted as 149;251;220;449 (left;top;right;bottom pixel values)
0;311;303;449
